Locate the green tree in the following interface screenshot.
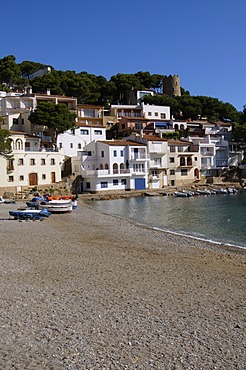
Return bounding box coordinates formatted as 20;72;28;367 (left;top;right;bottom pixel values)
0;129;12;158
29;102;76;138
0;55;20;85
19;60;49;78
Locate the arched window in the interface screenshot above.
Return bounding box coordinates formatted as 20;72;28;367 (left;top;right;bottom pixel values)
99;163;103;169
180;157;185;166
105;163;109;169
15;139;23;150
174;124;179;131
113;163;118;174
187;157;192;166
120;163;125;173
180;124;184;130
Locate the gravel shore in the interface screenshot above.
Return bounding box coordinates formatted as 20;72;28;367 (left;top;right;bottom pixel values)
0;200;245;369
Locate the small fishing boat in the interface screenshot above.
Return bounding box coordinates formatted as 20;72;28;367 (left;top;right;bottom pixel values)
196;189;211;195
9;208;51;220
38;199;73;213
174;191;189;197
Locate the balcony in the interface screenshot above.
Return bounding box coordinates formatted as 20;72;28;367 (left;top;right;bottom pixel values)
82;169;130;177
130;154;149;161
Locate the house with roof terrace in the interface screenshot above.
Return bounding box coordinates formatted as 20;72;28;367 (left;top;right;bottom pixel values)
80;140;149;192
127;133;168;189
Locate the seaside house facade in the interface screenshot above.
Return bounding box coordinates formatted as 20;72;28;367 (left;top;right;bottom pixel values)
80;140;149;192
127;133;168;189
167;140;200;187
0;131;65;195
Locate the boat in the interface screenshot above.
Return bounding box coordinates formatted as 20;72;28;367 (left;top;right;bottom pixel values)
38;199;73;213
196;189;211;195
9;208;51;220
46;195;77;201
0;196;15;204
174;191;189;197
213;188;228;194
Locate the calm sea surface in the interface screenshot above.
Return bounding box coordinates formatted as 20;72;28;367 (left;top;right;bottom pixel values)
89;191;246;249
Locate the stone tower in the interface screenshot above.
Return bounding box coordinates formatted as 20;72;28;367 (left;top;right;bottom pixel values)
163;74;181;97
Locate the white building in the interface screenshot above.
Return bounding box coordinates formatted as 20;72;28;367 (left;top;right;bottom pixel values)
127;133;168;189
80;140;149;192
57;124;106;157
0;131;65;195
186;135;229;177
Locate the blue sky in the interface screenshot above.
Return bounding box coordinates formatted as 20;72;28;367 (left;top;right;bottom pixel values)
1;0;246;111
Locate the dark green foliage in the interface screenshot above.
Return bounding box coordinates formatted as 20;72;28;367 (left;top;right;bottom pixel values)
29;102;76;136
0;54;244;130
0;129;12;158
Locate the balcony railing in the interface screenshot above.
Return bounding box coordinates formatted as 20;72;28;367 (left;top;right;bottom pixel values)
83;169;130;177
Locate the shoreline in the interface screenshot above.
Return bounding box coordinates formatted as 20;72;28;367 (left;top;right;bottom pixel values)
84;198;246;256
0;200;245;368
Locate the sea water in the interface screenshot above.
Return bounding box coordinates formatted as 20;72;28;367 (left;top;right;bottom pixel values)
90;191;246;250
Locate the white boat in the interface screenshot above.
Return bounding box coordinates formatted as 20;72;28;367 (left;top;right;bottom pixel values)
38;199;73;213
196;189;211;195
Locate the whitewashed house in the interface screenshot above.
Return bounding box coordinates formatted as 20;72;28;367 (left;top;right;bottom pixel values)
0;131;65;195
80;140;149;192
127;133;168;189
57;124;106;176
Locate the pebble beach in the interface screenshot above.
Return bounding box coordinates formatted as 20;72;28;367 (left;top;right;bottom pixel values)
0;200;245;369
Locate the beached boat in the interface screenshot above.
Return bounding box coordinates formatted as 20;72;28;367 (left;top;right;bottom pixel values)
9;208;51;220
38;199;73;213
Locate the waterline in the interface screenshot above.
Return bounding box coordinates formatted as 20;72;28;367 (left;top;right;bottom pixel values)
89;191;246;250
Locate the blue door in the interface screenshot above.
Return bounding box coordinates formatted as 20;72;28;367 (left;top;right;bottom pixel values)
135;178;145;190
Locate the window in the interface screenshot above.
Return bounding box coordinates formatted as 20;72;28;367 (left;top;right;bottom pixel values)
170;169;175;175
78;143;82;149
8;176;14;182
80;129;89;135
50;158;55;165
70;143;73;148
113;179;118;186
170;146;175;152
30;158;36;165
135;123;143;130
87;151;92;156
42;174;46;180
100;181;108;188
41;158;46;165
18;158;24;166
121;179;126;185
101;151;104;157
155;112;158;117
19;175;24;181
152;170;158;176
169;157;175;163
59;143;62;149
178;146;183;152
120;150;124;157
181;169;187;176
13;118;18;125
148;112;152;116
122;124;126;129
86;182;91;189
133;164;144;172
71;128;75;135
94;130;102;135
113;150;117;157
171;180;175;186
160;113;166;119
